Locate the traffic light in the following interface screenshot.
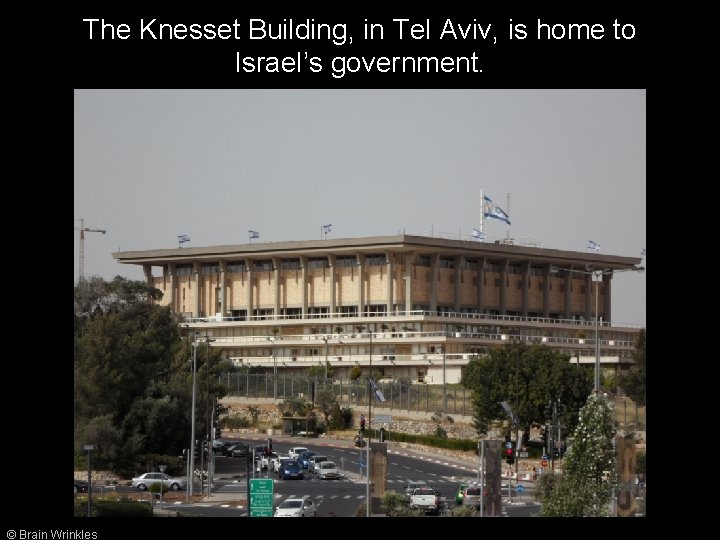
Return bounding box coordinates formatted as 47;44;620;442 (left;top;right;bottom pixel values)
359;414;366;433
505;446;514;465
215;427;222;439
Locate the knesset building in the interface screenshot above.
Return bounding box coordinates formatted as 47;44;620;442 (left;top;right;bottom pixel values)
114;234;643;385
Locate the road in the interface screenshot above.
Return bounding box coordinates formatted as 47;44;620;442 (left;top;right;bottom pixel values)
112;437;539;517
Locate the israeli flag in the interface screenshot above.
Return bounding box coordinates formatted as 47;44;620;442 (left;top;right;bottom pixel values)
323;224;332;234
641;247;646;256
483;195;511;225
178;234;190;244
587;240;601;251
472;228;486;241
369;377;386;402
249;230;259;239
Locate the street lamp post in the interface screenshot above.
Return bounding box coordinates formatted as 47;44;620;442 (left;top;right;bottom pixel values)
267;336;283;399
158;464;166;509
83;445;94;517
442;344;447;415
188;335;198;501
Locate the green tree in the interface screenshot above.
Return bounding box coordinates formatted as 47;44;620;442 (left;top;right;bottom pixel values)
539;393;618;516
619;329;646;406
350;364;362;381
465;342;592;440
315;387;337;423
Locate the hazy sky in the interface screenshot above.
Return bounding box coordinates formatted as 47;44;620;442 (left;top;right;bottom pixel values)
74;89;645;326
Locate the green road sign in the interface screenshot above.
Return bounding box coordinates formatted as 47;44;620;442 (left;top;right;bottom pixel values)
249;478;274;517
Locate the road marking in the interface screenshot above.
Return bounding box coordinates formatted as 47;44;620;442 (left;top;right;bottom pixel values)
343;495;352;499
329;495;338;499
220;504;230;508
357;495;365;499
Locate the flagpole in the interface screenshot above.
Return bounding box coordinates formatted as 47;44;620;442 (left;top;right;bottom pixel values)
480;188;484;234
506;192;511;241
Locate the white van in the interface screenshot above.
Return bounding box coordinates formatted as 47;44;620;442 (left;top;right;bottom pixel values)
288;447;309;459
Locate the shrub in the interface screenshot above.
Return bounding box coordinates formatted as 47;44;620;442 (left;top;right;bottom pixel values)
93;500;153;517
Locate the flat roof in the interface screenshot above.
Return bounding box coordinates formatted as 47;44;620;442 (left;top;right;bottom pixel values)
113;234;641;270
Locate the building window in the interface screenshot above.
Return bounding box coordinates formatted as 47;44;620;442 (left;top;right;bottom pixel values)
176;265;192;277
365;304;387;316
227;261;246;273
254;260;273;271
281;307;302;319
336;256;357;268
366;254;387;266
509;264;522;275
252;308;274;319
417;255;431;267
281;258;301;270
308;307;329;317
485;261;500;273
530;265;544;276
230;309;247;321
339;306;358;317
464;258;479;270
308;257;329;270
438;257;455;269
202;264;219;275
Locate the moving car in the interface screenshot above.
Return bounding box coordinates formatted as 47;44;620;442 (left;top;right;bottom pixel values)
455;482;470;505
317;461;339;480
308;455;328;474
404;480;428;498
131;472;187;491
274;496;316;517
298;451;317;469
288;447;309;460
278;459;304;480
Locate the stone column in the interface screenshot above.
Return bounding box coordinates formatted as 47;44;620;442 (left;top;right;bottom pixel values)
543;264;551;317
167;264;176;312
328;255;336;316
193;261;201;318
142;264;152;286
356;253;365;316
477;257;486;314
499;259;509;315
386;252;394;315
245;258;254;318
453;255;462;312
273;257;281;319
430;253;439;313
603;272;613;323
521;261;530;316
300;256;308;318
404;252;414;314
219;260;227;317
564;266;573;319
585;273;593;320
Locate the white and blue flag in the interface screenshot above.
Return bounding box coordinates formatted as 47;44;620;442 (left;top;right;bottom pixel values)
483;195;511;225
369;378;386;402
587;240;601;251
249;230;260;240
322;224;332;235
178;234;190;245
472;228;486;241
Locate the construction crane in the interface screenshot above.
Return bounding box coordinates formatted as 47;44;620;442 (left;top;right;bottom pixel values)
75;219;106;281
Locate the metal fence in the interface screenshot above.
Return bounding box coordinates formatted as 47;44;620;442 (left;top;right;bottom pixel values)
220;372;472;416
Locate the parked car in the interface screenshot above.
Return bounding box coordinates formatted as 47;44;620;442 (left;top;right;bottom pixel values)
131;472;187;491
278;459;304;480
462;484;487;509
74;479;88;493
317;461;339;480
274;496;316;517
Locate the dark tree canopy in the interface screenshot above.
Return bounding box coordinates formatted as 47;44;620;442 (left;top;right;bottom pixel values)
463;342;592;439
619;329;646;406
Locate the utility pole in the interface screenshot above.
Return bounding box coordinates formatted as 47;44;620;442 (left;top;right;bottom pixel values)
74;219;106;281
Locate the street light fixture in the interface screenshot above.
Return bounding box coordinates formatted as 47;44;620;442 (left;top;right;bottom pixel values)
266;336;283;399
